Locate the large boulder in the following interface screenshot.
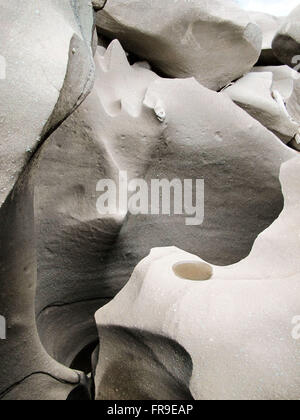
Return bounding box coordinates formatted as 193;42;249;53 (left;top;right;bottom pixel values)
94;157;300;400
33;41;295;368
272;5;300;67
96;0;262;90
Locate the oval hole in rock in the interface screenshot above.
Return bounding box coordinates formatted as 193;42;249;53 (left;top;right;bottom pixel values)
173;261;213;281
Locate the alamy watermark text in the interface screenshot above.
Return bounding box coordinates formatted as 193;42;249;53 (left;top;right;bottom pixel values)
96;172;204;226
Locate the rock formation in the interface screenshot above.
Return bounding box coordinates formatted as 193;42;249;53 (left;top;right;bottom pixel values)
32;41;295;374
273;5;300;67
253;65;300;99
95;156;300;400
96;0;262;90
0;0;299;401
224;67;300;148
0;0;95;400
0;0;95;207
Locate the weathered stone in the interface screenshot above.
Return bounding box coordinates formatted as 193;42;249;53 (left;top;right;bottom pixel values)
0;0;95;207
96;0;262;90
95;157;300;400
225;69;300;144
252;65;300;100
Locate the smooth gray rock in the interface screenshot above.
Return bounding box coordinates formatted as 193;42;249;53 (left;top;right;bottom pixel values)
95;157;300;399
96;0;262;90
92;0;107;11
0;2;298;400
0;172;84;400
287;76;300;150
0;0;95;207
0;0;95;400
252;65;300;100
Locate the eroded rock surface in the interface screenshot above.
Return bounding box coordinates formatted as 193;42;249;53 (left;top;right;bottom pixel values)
0;0;95;207
34;42;295;369
225;68;300;145
95;157;300;400
272;5;300;67
96;0;262;90
249;12;283;65
1;1;299;401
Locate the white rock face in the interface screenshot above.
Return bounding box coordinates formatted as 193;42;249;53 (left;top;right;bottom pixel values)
0;0;94;207
96;0;262;90
272;5;300;67
95;157;300;400
224;69;300;145
248;12;283;65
